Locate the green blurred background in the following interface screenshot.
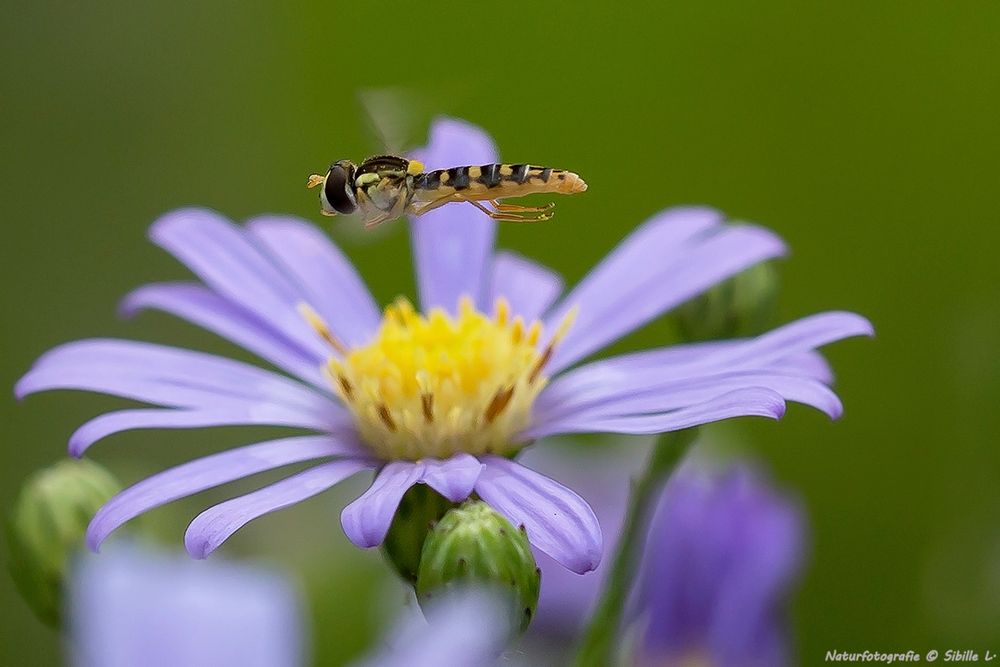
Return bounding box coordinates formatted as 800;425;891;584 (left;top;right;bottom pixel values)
2;2;998;664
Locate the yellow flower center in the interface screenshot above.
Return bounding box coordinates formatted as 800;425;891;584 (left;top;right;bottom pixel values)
300;297;574;461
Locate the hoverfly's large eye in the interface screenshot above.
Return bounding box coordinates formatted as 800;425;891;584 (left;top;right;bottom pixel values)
324;163;358;215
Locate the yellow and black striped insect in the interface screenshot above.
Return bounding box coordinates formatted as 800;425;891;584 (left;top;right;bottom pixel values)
307;156;587;229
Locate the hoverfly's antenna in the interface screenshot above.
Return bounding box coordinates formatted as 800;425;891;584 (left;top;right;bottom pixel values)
307;174;326;189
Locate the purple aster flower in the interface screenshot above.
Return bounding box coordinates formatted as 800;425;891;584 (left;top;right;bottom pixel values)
634;460;804;667
16;117;871;576
69;548;304;667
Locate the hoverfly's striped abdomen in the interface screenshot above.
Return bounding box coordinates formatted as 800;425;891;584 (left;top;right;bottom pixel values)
413;164;587;198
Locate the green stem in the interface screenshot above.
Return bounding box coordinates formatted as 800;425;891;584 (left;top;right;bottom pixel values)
572;428;697;667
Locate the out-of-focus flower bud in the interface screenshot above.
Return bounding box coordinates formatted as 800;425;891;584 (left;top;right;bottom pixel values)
6;459;120;626
381;484;456;584
675;250;779;341
416;500;540;632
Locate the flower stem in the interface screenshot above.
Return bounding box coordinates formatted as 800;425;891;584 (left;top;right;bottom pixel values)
572;428;697;667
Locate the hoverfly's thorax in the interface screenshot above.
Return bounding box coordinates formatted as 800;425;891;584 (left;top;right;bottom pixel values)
353;155;417;215
355;155;411;178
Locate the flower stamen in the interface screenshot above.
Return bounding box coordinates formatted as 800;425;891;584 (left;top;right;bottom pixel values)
421;393;434;423
528;306;577;384
302;296;576;460
377;404;397;432
528;348;552;385
483;385;515;424
338;375;354;400
297;302;348;356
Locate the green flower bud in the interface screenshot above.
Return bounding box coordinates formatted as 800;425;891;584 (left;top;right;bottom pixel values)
381;483;456;584
6;459;120;627
416;500;540;632
675;250;779;342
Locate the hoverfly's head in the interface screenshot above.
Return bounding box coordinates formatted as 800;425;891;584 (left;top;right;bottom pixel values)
308;160;357;216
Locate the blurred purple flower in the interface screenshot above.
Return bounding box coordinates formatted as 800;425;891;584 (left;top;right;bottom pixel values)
634;460;805;667
16;117;871;575
69;548;304;667
353;589;510;667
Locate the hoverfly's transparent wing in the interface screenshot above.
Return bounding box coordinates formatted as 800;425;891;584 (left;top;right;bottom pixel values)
357;86;463;157
357;87;423;156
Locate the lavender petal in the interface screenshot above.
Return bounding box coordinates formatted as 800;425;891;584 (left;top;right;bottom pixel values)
246;216;381;347
122;282;327;388
541;206;722;362
767;350;834;384
545;339;833;390
409;118;498;313
536;371;842;425
341;461;424;548
185;458;372;558
539;310;871;406
488;251;563;321
546;221;787;373
524;387;786;438
474;456;602;574
149;208;329;359
418;453;483;502
68;407;352;457
521;439;653;634
88;436;366;550
685;310;874;371
16;339;341;422
605;312;870;382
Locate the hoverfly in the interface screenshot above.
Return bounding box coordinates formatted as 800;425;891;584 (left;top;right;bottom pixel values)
307;156;587;228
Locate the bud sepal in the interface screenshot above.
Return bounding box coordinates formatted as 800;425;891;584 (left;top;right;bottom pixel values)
381;483;456;584
416;500;541;632
676;244;779;342
6;459;120;626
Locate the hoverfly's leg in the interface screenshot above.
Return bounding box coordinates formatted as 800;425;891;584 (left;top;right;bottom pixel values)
385;191;410;221
356;186;396;220
354;188;389;228
409;194;458;217
372;176;395;193
364;214;392;229
408;194;554;222
466;199;553;223
489;199;556;213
